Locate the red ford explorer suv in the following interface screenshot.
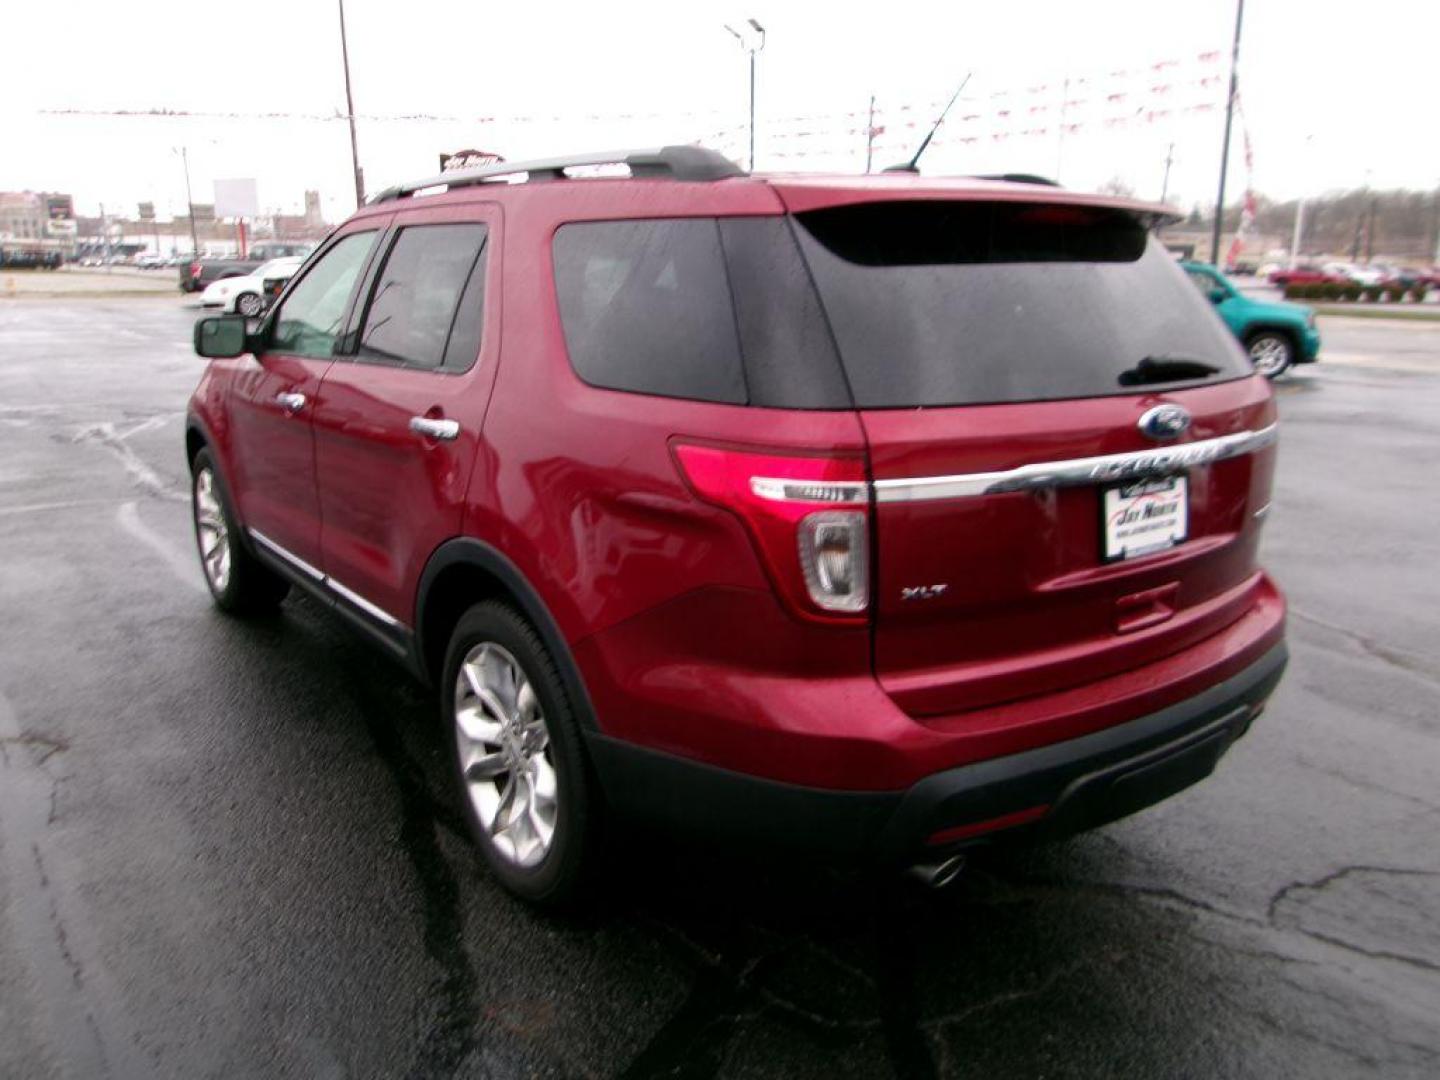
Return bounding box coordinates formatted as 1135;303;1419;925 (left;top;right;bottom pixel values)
187;147;1286;904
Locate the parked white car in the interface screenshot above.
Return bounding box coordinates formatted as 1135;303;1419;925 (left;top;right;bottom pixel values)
1323;261;1386;287
200;257;304;316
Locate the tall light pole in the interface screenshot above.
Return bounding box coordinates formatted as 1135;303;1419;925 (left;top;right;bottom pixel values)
725;19;766;171
1432;182;1440;264
338;0;365;207
865;94;877;174
1210;0;1245;266
1290;134;1313;269
1290;196;1306;269
173;146;200;256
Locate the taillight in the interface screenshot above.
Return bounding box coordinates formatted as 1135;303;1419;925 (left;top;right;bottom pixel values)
672;442;870;621
189;262;201;278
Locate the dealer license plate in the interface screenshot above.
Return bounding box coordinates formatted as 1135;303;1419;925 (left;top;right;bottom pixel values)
1102;475;1188;561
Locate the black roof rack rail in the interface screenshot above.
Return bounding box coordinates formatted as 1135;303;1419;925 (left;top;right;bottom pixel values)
368;145;745;204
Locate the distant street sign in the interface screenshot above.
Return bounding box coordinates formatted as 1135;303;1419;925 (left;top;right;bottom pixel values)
138;201;156;221
45;219;79;237
440;150;505;172
214;178;259;220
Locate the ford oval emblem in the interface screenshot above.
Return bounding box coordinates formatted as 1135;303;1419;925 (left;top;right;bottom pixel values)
1138;404;1191;441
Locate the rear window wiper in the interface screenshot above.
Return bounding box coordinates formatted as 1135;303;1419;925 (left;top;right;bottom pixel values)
1118;355;1222;387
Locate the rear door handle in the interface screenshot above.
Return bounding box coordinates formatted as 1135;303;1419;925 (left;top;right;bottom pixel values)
275;392;307;413
409;416;460;441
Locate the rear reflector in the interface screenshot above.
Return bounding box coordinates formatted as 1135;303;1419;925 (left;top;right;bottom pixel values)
925;804;1050;847
673;442;870;621
798;511;868;612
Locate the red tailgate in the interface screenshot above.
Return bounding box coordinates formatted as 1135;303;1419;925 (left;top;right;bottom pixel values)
864;379;1276;717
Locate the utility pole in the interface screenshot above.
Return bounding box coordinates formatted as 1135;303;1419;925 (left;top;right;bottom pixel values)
1210;0;1244;266
865;95;877;174
1160;142;1175;204
724;19;765;171
338;0;365;207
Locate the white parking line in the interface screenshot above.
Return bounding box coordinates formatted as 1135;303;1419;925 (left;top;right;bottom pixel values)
0;499;124;518
72;422;187;503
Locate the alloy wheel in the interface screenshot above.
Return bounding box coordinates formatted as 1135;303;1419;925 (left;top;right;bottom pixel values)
1248;335;1291;378
454;642;558;868
193;467;231;592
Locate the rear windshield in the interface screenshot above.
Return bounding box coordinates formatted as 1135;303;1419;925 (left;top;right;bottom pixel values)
792;201;1250;408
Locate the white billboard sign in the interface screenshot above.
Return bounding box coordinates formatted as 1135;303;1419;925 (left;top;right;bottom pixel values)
213;178;260;220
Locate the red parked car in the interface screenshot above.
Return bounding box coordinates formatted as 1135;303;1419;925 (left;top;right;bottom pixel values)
187;147;1287;904
1267;264;1342;288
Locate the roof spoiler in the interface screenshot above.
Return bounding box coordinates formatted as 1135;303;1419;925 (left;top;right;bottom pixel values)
973;173;1062;187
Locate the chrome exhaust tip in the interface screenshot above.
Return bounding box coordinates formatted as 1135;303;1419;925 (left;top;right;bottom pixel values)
908;853;966;890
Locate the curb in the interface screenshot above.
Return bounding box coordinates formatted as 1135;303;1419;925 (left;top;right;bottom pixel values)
1312;306;1440;323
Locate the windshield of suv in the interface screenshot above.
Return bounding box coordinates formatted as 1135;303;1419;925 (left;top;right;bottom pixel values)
792;200;1250;408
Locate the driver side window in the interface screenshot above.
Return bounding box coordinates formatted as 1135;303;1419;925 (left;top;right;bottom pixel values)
271;231;377;358
1185;269;1218;296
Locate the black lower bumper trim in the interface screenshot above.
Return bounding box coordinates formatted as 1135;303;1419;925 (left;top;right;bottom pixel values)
586;641;1288;862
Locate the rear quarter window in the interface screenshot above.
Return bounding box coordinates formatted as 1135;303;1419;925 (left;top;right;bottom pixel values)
552;219;747;404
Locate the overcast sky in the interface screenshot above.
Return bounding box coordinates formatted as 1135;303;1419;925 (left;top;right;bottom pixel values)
2;0;1437;220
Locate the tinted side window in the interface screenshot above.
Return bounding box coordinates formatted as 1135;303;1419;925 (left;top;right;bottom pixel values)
357;224;488;371
553;219;747;404
272;231;377;358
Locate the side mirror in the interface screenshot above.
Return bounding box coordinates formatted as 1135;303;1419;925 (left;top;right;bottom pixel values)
193;315;248;358
1208;286;1227;304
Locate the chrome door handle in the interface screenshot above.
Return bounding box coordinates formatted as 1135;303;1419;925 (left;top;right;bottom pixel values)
409;416;460;441
275;392;307;413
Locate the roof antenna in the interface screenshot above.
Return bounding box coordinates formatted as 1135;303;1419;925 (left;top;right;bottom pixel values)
885;73;971;174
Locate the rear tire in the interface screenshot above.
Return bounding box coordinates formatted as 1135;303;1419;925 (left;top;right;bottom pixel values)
441;601;598;908
191;449;290;614
1246;331;1293;379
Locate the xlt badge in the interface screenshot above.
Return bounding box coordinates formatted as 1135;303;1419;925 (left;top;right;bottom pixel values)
901;584;949;601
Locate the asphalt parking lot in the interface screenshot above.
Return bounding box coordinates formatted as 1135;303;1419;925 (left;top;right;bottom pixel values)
1;297;1437;1079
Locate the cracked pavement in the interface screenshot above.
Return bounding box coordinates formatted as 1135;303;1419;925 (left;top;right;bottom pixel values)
0;299;1436;1078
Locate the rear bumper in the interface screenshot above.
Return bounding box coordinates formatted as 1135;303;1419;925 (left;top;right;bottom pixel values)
1298;325;1322;362
588;640;1287;863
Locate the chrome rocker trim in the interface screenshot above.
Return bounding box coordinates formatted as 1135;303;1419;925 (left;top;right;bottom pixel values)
249;528;403;629
872;424;1277;504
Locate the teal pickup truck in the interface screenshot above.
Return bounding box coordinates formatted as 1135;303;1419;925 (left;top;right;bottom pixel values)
1181;261;1321;378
